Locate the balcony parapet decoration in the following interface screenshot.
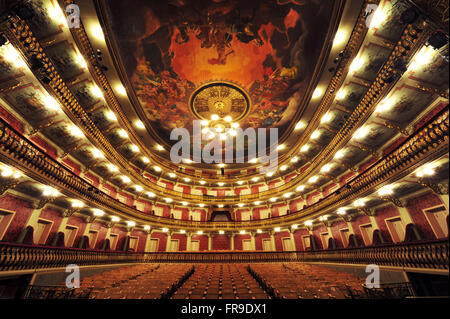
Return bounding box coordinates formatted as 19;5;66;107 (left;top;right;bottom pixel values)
71;4;428;185
0;240;447;272
0;105;448;230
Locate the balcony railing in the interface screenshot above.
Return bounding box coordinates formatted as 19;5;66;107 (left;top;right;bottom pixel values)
0;240;447;272
1;106;449;230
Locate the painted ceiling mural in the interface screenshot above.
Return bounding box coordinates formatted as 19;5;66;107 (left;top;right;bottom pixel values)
106;0;334;144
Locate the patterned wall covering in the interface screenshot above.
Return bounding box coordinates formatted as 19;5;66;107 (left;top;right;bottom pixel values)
233;234;251;251
67;214;88;248
171;233;187;251
255;233;270;251
212;235;230;251
0;194;33;242
190;234;209;251
274;231;292;251
374;206;401;243
330;219;347;248
312;225;328;250
407;192;445;239
350;214;371;246
151;232;168;252
111;226;128;251
131;229;149;252
293;228;310;251
0;105;25;134
38;207;63;245
89;221;108;250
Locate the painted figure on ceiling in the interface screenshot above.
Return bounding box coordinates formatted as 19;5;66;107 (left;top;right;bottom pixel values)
107;0;334;142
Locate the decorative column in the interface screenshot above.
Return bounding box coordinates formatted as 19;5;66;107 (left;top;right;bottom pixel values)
230;233;235;251
81;215;95;238
74;215;94;248
123;224;134;251
208;233;212;251
269;231;276;251
144;229;153;252
359;208;380;230
304;223;317;250
17;197;56;244
250;232;256;251
186;232;192;251
382;196;414;224
322;220;335;249
51;208;78;246
339;214;356;247
341;214;356;235
440;193;449;211
166;231;173;252
417;180;449;211
104;221;115;241
288;229;296;251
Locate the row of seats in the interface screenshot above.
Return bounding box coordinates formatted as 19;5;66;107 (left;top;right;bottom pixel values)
73;263;366;299
80;264;193;299
172;264;269;299
248;263;365;299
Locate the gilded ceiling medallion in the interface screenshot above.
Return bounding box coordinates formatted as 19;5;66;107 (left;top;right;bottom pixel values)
189;82;251;122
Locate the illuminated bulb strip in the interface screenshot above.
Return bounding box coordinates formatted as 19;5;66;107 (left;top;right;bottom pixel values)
334;149;345;159
48;3;68;27
118;129;128;138
135;120;145;129
0;44;27;68
312;87;324;99
300;145;310;152
42;186;59;197
93;209;105;216
311;130;320;139
91;85;103;98
42;94;61;111
333;30;346;46
75;53;87;69
349;56;364;73
378;185;394;196
105;111;117;121
121;176;131;183
116;84;127;96
321;164;332;173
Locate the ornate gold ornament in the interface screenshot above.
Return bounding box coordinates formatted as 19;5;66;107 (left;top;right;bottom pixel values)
189;82;250;122
189;82;250;140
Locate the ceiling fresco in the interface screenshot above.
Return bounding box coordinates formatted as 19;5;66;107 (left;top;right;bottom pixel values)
105;0;335;143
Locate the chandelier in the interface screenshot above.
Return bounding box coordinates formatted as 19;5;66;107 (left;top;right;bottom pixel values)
201;114;240;140
189;81;251;140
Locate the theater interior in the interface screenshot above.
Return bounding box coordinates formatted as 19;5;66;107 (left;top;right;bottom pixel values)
0;0;448;303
